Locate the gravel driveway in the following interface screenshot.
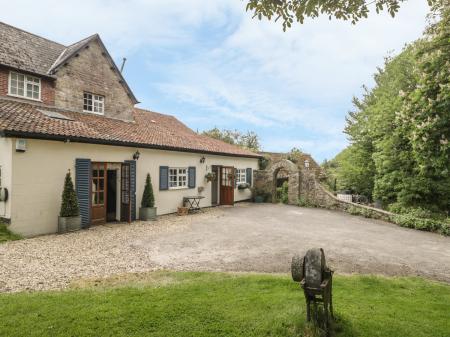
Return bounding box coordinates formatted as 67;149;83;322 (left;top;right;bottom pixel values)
1;203;449;292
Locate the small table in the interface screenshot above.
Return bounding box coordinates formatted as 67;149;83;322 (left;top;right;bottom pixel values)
183;196;205;213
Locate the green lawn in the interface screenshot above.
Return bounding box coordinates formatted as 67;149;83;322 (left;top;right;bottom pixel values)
0;223;21;243
1;272;449;337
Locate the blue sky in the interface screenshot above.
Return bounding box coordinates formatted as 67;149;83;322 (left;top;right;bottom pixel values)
0;0;429;161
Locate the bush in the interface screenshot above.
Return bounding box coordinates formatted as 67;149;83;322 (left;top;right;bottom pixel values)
141;173;155;208
391;214;450;236
60;171;79;217
297;196;315;208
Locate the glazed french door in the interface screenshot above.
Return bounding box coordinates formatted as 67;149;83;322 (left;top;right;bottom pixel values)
121;163;131;223
220;166;234;205
91;162;107;225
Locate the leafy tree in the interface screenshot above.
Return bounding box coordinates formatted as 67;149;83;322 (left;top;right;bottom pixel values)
399;6;450;211
323;5;450;214
141;173;155;208
202;128;261;151
60;170;79;217
245;0;441;30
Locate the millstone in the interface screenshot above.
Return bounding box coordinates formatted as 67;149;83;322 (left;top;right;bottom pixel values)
291;254;304;282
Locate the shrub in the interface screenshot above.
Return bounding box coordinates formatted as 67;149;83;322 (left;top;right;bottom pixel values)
141;173;155;208
297;196;315;208
391;214;449;236
258;156;270;170
60;171;80;217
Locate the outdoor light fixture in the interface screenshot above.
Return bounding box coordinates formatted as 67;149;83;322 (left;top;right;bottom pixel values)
133;150;140;160
200;156;206;163
304;159;310;169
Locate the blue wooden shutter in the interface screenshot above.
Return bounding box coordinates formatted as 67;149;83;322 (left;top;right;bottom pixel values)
160;166;169;190
125;160;136;221
246;168;252;186
188;167;196;189
75;158;91;228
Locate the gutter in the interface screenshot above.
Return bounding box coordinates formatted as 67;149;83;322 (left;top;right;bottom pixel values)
1;130;262;159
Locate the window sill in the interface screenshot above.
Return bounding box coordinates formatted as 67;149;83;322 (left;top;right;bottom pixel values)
168;187;189;190
7;94;42;102
83;110;105;115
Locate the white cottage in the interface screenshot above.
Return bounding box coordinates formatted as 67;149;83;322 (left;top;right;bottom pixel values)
0;22;259;237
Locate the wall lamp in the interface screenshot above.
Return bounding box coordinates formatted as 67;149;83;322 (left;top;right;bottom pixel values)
133;150;141;160
200;156;206;164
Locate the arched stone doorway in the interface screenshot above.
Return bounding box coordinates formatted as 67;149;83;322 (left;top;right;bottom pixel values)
269;159;300;204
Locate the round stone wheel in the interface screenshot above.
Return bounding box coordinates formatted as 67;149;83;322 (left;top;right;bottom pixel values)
304;248;326;288
291;254;304;282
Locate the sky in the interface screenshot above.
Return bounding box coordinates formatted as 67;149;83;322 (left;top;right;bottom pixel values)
0;0;430;161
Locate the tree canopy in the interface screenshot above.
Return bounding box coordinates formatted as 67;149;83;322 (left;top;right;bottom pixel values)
323;5;450;214
245;0;443;30
202;128;261;152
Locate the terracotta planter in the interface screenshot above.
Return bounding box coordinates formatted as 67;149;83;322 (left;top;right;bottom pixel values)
58;216;82;233
139;207;157;221
177;207;189;216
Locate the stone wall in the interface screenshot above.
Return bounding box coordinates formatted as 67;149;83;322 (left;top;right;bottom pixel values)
299;170;393;221
54;40;135;121
254;159;393;221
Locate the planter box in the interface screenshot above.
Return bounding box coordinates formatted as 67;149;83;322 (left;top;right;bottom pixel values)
58;216;82;234
139;207;157;221
177;207;189;216
254;196;264;203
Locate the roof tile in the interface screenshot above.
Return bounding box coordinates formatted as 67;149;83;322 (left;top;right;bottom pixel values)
0;98;259;158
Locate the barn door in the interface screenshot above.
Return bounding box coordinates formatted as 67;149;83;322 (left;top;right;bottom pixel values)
91;162;107;225
220;166;234;205
121;162;131;222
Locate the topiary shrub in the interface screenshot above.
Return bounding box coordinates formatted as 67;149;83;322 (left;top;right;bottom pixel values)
60;170;79;217
141;173;155;208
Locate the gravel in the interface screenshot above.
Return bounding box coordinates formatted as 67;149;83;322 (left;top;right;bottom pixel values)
0;208;222;292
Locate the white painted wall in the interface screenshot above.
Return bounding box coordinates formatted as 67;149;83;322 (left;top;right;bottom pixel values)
9;138;258;237
0;136;12;219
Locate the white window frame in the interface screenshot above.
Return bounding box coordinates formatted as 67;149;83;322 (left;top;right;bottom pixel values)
83;92;105;115
169;167;188;190
236;168;247;185
8;71;41;101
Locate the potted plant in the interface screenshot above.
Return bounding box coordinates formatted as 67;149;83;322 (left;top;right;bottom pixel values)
58;170;82;233
139;173;157;221
252;186;267;203
205;172;216;183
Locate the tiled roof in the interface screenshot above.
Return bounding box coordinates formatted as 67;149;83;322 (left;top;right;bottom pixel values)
0;22;65;76
0;22;138;103
0;98;259;158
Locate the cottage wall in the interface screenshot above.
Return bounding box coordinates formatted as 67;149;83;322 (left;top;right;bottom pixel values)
9;138;258;237
0;136;12;221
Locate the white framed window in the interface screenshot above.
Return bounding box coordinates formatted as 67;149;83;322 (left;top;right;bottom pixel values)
169;168;188;189
236;169;246;185
83;92;104;114
8;71;41;101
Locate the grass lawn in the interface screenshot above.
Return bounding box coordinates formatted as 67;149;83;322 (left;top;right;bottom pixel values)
0;223;21;243
0;272;449;337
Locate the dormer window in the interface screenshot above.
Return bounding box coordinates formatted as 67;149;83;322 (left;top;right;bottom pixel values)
8;71;41;101
83;92;104;114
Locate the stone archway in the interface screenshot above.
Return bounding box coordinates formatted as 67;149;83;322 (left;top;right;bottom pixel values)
268;159;300;204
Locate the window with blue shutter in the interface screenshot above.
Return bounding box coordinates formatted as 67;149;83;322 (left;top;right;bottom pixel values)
246;168;252;186
188;167;196;189
160;166;169;190
75;158;91;228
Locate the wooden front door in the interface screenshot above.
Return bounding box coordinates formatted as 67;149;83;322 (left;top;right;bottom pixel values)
91;162;107;225
220;166;234;205
120;162;131;223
